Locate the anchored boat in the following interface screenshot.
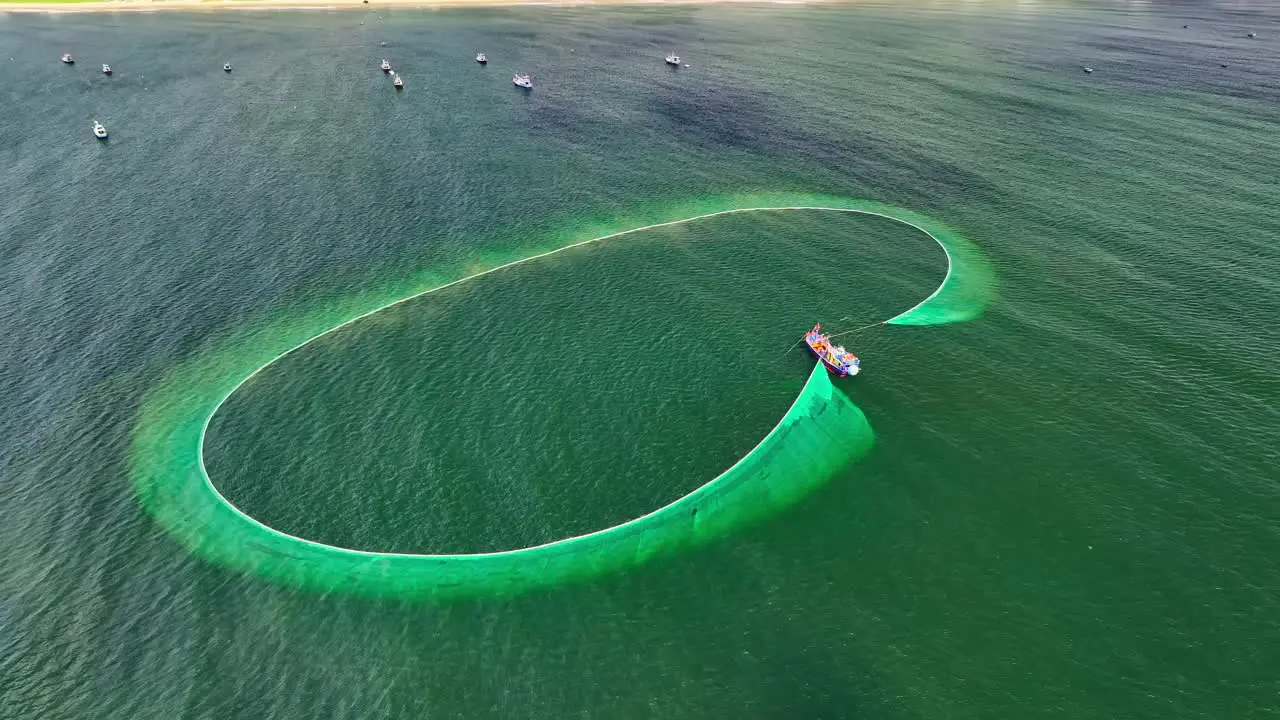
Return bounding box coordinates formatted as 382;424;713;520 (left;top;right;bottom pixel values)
803;324;861;377
513;73;533;89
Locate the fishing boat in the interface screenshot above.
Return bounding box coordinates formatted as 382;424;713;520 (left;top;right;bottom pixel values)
92;120;108;139
665;52;680;66
61;54;74;64
102;64;112;75
393;73;403;89
803;324;861;377
475;52;487;64
513;73;533;89
381;59;392;73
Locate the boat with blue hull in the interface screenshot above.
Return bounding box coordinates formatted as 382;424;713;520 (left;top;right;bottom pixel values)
803;324;861;377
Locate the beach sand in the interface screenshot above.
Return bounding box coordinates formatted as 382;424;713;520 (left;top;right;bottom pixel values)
0;0;802;13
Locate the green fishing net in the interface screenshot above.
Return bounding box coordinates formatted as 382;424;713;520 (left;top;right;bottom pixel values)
130;194;994;600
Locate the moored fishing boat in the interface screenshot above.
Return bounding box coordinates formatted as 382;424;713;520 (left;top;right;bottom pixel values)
803;324;861;377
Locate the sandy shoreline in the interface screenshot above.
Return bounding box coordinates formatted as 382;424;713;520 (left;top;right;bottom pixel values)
0;0;810;13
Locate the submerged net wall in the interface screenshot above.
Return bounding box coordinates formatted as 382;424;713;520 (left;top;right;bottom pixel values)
129;193;995;600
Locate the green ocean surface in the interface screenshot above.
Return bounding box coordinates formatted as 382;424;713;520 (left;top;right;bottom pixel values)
1;2;1277;717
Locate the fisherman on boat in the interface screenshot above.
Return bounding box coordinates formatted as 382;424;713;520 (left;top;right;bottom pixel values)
803;323;861;377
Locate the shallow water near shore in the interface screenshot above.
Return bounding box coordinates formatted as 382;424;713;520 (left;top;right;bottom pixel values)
2;2;1279;717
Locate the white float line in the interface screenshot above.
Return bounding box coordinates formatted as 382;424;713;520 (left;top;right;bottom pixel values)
192;205;953;560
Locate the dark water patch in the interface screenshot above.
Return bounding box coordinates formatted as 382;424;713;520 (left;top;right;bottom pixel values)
647;85;778;152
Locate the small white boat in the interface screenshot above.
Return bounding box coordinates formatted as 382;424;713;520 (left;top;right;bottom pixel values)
61;54;74;64
513;73;533;89
665;53;680;66
475;53;487;64
393;74;403;88
223;63;232;72
102;64;112;75
1082;66;1094;74
92;120;108;139
380;59;392;73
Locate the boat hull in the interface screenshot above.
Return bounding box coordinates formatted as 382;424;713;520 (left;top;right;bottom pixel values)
804;339;858;377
